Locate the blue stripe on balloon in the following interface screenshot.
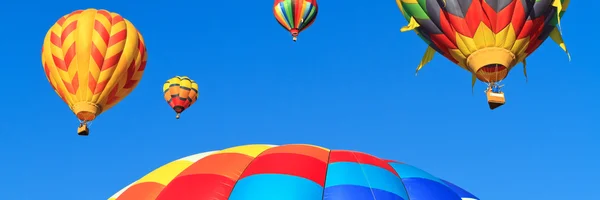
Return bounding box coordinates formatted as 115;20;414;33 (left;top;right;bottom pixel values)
388;162;445;185
324;162;408;199
279;3;291;27
228;174;323;200
441;179;478;199
401;178;463;200
323;185;404;200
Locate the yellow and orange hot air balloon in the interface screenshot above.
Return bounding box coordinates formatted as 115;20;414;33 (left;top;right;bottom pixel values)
42;9;147;135
163;76;199;119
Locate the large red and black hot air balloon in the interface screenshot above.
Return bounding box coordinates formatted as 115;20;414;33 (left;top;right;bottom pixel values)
397;0;570;109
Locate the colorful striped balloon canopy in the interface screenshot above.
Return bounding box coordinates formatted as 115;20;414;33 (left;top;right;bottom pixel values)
109;144;478;200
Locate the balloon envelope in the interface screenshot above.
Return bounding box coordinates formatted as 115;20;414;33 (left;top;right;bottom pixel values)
163;76;199;119
42;8;147;122
397;0;569;83
273;0;318;41
109;144;478;200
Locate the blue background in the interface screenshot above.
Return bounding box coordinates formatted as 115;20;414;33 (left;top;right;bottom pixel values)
0;1;597;199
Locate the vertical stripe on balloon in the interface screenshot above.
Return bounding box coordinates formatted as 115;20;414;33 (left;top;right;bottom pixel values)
323;150;408;200
228;144;329;200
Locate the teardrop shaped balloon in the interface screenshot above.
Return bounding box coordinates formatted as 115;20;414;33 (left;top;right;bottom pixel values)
163;76;199;119
273;0;319;41
396;0;570;109
41;8;147;135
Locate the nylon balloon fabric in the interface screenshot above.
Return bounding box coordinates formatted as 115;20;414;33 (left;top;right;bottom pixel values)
41;9;147;121
163;76;199;119
396;0;569;83
108;144;478;200
273;0;318;41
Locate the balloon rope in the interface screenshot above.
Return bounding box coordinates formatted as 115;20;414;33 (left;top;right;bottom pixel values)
352;153;378;200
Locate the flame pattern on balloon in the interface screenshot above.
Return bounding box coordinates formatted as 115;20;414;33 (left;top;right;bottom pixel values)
396;0;570;85
163;76;199;119
273;0;318;41
109;144;478;200
42;9;147;121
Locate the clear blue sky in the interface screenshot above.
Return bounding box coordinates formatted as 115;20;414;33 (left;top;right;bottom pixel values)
0;1;597;199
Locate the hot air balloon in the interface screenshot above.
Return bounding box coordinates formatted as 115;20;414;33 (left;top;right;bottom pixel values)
273;0;319;42
108;144;478;200
396;0;570;109
42;9;147;135
163;76;199;119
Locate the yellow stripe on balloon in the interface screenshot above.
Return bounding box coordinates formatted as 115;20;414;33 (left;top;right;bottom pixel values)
218;144;276;157
74;10;96;102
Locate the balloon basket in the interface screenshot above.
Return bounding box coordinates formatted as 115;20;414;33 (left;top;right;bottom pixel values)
78;124;89;136
486;89;505;110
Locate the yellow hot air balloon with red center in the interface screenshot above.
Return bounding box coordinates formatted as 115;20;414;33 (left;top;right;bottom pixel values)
42;9;147;135
163;76;199;119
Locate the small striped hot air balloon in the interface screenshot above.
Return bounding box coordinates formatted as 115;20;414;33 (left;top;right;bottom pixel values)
163;76;199;119
397;0;570;109
108;144;478;200
42;8;147;135
273;0;319;41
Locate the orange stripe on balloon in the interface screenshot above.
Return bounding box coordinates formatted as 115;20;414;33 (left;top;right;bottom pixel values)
60;21;77;44
63;43;76;70
90;43;104;69
123;61;138;89
94;20;110;44
176;153;254;180
106;86;119;104
137;38;146;71
51;55;67;71
56;16;66;26
88;69;109;95
115;182;164;200
94;80;108;94
108;30;127;47
88;72;98;94
69;10;83;17
62;71;79;94
258;144;329;163
101;52;121;71
112;15;124;24
50;32;61;47
97;10;112;23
